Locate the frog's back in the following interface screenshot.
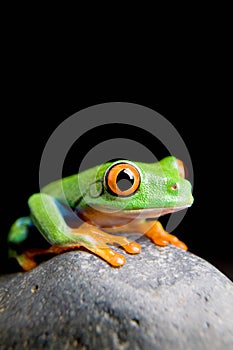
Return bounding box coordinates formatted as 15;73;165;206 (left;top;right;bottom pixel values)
41;165;100;207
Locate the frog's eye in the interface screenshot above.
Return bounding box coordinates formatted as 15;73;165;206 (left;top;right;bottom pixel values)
105;162;141;197
177;159;186;179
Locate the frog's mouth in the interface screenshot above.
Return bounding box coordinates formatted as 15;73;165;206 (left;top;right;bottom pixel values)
111;205;191;219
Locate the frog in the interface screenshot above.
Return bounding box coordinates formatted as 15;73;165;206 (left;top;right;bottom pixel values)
7;156;194;271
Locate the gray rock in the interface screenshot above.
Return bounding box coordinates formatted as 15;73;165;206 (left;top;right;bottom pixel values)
0;237;233;350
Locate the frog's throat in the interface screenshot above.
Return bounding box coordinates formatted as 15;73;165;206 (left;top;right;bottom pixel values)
78;205;191;223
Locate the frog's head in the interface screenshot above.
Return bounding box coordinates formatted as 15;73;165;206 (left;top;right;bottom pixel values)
79;156;193;218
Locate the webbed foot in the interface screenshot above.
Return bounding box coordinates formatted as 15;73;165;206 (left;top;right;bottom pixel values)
70;222;141;267
145;220;188;250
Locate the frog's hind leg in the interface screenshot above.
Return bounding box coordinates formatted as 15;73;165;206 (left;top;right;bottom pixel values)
7;216;35;270
21;193;142;270
10;250;38;271
13;245;71;271
8;216;33;246
16;223;142;270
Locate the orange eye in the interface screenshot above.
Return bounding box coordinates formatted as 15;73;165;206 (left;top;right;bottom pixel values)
105;162;141;197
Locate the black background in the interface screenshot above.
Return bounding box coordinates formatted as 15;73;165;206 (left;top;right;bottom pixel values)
0;19;232;279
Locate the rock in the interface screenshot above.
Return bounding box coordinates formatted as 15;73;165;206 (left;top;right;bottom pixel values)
0;237;233;350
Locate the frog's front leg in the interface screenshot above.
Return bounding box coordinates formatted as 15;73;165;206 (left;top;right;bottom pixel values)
70;222;141;267
143;220;188;250
107;219;187;250
17;193;141;271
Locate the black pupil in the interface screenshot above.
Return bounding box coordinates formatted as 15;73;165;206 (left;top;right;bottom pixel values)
116;169;134;192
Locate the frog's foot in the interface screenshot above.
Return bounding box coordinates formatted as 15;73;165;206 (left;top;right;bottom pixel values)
13;250;43;271
145;220;188;250
70;222;141;267
107;219;187;251
14;246;65;271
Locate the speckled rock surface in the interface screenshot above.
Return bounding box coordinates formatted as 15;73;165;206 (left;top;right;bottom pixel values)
0;237;233;350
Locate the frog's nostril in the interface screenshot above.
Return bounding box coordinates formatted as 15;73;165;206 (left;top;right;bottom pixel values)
171;183;179;191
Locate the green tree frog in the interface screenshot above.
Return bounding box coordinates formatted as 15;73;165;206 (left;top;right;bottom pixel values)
8;156;193;271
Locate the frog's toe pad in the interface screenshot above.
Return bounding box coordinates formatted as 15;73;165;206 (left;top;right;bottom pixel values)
109;252;126;266
93;246;126;267
169;236;188;250
123;241;141;254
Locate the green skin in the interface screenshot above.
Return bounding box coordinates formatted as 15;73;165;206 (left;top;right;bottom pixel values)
8;156;193;269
